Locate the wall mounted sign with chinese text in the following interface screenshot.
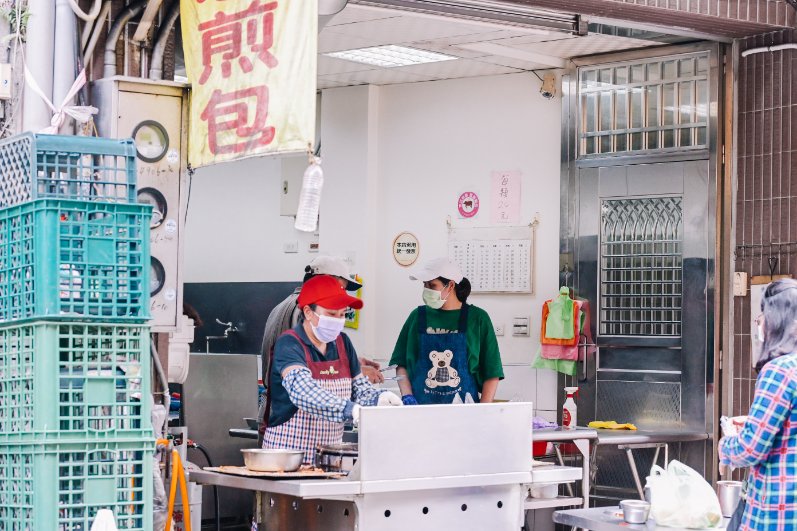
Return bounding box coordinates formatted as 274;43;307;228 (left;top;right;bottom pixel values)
491;170;521;224
392;232;420;267
180;0;317;167
457;191;480;218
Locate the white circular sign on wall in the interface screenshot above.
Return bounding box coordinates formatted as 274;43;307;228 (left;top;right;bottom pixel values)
392;232;420;267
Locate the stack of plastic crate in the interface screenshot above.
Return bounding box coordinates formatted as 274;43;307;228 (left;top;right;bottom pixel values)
0;133;154;530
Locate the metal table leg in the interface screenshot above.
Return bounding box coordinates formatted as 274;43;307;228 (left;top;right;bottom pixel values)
624;448;646;500
554;444;576;498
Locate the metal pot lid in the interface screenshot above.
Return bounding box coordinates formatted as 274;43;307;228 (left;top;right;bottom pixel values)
316;443;358;455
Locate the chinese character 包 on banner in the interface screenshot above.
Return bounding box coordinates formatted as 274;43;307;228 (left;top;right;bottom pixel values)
181;0;317;166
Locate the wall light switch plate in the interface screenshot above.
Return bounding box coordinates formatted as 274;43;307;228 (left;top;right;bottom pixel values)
733;272;748;297
283;241;299;253
512;317;530;337
494;324;505;336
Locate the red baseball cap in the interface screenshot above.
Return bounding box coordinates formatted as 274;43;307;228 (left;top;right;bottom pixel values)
297;275;364;310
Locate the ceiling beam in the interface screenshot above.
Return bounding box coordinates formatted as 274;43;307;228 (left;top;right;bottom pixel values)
458;41;567;68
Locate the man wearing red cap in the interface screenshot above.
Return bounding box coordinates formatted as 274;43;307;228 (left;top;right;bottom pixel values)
262;275;402;463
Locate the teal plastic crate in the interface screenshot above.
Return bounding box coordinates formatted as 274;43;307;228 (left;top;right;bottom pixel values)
0;199;151;323
0;133;137;207
0;439;153;530
0;322;152;442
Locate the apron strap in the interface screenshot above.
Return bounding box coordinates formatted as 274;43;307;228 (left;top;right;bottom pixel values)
457;303;469;332
417;305;428;334
335;334;352;374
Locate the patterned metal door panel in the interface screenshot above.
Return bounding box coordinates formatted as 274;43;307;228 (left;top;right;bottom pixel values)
600;197;684;337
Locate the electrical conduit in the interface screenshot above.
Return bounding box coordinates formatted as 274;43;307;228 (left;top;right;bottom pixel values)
149;0;180;80
103;0;146;78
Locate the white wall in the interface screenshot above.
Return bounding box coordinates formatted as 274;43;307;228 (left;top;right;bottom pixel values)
183;156;317;283
320;73;563;415
184;72;564;416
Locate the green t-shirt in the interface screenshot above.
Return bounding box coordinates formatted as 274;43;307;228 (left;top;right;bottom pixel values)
389;305;504;392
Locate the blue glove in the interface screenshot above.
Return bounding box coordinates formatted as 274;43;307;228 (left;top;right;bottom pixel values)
402;394;418;406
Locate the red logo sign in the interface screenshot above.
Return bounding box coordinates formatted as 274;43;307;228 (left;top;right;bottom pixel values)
457;192;479;218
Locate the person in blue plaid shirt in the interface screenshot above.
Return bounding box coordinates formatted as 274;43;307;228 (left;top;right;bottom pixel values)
719;278;797;530
262;275;403;464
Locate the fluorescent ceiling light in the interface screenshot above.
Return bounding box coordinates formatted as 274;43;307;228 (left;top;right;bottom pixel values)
326;45;457;67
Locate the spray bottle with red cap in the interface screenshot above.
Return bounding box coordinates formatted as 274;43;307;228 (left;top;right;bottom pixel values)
562;387;579;430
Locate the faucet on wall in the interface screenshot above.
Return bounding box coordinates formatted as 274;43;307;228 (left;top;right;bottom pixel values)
205;318;239;353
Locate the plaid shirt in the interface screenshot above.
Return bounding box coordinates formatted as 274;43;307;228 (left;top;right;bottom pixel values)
719;353;797;530
283;368;383;423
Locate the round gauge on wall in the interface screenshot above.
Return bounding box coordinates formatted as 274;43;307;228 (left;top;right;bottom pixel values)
137;187;167;228
132;120;169;163
150;257;166;296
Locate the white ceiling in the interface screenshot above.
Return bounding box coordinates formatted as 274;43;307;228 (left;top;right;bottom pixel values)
317;5;665;89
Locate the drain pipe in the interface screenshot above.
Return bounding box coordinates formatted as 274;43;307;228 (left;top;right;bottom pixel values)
741;43;797;57
103;0;146;78
22;0;56;132
53;0;78;134
149;0;180;80
83;1;112;64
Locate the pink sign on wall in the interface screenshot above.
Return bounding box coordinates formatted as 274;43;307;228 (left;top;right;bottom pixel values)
491;170;521;224
458;191;480;218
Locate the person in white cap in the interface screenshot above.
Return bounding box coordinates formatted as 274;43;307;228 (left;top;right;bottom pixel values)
258;256;382;438
389;257;504;405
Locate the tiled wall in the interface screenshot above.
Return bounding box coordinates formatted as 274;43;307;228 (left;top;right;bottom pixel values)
733;30;797;419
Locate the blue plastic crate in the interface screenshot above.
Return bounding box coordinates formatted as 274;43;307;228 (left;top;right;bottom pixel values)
0;322;152;443
0;199;151;323
0;133;137;207
0;439;153;530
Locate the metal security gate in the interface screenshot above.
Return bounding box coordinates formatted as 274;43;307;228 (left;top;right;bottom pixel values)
559;44;720;501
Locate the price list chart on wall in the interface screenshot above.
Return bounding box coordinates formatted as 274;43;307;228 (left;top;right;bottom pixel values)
448;226;534;293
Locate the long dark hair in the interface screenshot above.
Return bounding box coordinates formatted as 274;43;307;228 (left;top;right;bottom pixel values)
757;278;797;370
438;276;472;303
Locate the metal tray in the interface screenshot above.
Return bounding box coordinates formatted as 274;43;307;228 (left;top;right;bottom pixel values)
206;466;347;480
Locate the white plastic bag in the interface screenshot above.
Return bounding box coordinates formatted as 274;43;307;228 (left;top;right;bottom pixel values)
647;460;723;528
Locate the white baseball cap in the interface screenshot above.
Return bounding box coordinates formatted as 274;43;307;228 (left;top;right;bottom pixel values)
409;257;464;283
306;255;362;291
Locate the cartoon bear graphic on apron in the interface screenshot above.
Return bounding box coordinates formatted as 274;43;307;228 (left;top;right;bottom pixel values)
410;304;479;404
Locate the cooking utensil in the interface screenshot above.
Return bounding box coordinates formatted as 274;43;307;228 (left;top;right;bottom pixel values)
717;480;743;517
316;443;358;473
241;449;303;472
244;417;258;430
379;364;397;373
619;500;650;524
383;375;407;381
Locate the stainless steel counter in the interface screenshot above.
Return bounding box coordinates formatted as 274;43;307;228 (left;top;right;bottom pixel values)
594;429;709;445
553;507;728;530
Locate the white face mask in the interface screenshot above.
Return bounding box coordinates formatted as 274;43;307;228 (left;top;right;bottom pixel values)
311;312;346;343
422;285;450;309
757;322;765;343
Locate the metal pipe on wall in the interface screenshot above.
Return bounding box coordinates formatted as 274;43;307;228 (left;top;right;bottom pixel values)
741;43;797;57
22;0;56;132
149;0;180;80
53;0;78;134
83;1;112;65
103;0;147;78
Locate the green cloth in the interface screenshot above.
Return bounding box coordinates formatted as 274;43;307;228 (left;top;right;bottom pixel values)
389;305;504;392
532;350;578;376
545;290;575;340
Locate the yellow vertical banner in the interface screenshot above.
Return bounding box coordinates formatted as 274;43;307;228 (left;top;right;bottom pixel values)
180;0;318;167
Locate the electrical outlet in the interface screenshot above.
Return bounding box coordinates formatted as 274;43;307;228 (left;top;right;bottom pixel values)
733;272;748;296
494;324;505;336
283;241;299;253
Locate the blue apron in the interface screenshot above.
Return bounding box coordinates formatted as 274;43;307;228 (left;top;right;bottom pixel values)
411;304;479;404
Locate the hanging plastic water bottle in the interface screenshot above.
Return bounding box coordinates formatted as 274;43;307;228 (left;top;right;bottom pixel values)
294;156;324;232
